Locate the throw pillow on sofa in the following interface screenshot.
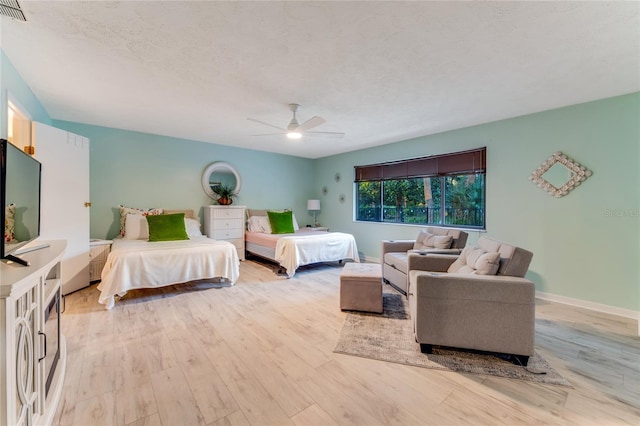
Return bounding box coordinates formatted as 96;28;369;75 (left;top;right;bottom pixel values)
447;245;500;275
413;230;453;250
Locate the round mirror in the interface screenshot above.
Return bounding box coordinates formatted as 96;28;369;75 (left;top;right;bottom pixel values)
201;162;242;199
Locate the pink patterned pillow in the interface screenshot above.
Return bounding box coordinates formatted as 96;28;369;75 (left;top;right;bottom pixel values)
118;205;163;237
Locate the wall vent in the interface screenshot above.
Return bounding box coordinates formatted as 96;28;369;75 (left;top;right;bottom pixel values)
0;0;26;22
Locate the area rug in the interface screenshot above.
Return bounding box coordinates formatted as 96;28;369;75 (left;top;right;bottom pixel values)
334;289;571;387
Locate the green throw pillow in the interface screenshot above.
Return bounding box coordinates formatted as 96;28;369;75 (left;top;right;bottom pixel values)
146;213;189;242
267;210;295;234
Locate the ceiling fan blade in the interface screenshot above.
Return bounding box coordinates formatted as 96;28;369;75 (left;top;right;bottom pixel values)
305;131;345;139
295;116;326;132
251;132;287;136
247;117;286;131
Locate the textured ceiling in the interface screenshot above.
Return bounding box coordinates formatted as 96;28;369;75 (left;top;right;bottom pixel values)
1;1;638;159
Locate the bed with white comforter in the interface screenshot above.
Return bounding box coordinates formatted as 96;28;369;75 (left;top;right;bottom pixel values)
245;228;360;277
98;236;239;309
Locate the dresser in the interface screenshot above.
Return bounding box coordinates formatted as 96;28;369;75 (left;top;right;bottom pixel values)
203;206;246;260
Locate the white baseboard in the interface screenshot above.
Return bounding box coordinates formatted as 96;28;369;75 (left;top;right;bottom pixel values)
363;255;380;263
536;291;640;336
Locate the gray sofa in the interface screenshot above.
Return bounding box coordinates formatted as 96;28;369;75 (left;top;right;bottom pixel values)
382;227;468;294
407;236;535;365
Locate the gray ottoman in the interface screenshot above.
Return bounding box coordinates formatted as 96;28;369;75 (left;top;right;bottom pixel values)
340;262;383;313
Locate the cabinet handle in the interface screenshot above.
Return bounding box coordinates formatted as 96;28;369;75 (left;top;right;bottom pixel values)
38;331;47;362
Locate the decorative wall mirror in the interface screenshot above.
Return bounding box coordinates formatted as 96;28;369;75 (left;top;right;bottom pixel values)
201;161;242;199
529;151;591;198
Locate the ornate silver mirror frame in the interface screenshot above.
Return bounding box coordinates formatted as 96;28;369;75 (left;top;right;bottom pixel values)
529;151;592;198
201;162;242;199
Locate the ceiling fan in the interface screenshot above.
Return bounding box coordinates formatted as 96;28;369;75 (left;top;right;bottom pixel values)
247;104;345;139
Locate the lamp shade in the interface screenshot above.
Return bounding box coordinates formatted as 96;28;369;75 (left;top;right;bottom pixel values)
307;199;320;210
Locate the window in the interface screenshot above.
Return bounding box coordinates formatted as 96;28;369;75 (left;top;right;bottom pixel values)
355;148;486;229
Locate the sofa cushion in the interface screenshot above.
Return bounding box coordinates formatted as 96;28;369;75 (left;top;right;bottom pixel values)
413;231;453;250
383;252;409;274
447;245;500;275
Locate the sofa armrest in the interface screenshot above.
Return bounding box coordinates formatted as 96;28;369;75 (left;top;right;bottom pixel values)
412;272;535;303
381;240;416;256
407;252;458;273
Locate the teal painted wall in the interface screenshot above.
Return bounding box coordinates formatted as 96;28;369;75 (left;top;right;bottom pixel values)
0;50;52;137
315;93;640;312
51;121;316;240
2;44;637;312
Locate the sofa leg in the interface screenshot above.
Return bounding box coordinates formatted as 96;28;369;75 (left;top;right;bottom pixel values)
420;344;433;354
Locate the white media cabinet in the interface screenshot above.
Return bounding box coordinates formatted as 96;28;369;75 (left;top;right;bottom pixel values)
1;240;66;426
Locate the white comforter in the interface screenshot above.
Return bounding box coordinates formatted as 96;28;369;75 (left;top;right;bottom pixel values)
275;231;360;278
98;237;239;309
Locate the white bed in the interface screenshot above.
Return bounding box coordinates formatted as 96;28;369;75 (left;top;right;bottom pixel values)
98;236;240;309
245;228;360;277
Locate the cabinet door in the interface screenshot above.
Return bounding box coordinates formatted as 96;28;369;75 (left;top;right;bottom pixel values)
33;122;90;295
11;283;42;426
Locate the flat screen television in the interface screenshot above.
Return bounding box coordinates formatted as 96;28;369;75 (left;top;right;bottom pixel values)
1;139;42;266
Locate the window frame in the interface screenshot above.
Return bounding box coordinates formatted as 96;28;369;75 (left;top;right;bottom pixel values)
354;148;486;230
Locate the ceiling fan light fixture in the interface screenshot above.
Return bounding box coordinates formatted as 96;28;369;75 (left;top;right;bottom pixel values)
248;103;343;140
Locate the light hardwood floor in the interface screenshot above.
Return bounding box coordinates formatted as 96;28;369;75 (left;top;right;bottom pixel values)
54;259;639;426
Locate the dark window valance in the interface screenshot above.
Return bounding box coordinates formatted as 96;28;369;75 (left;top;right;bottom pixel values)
354;147;486;182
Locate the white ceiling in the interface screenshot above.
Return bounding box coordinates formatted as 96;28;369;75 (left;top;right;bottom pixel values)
1;1;638;159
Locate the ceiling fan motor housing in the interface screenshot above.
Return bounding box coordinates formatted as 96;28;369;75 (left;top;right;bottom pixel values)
287;119;300;131
288;104;301;130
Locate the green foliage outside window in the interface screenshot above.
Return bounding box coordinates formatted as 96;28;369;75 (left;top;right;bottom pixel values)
356;173;485;228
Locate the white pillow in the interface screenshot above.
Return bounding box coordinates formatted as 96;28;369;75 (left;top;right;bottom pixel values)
248;216;272;233
118;205;163;237
246;216;256;232
124;213;149;240
185;218;203;238
247;210;298;232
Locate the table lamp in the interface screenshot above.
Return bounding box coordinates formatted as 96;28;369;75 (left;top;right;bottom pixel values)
307;199;321;227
